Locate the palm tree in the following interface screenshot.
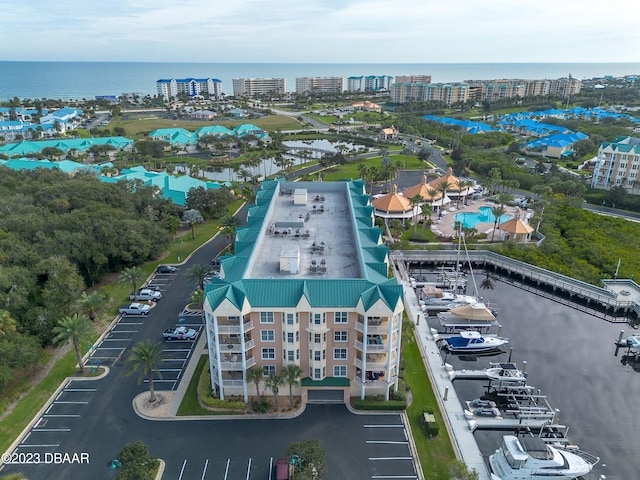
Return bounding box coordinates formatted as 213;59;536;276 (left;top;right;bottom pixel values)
480;273;496;291
420;203;433;234
52;313;93;374
409;194;424;233
125;340;166;403
118;266;145;301
246;366;264;398
187;263;210;291
457;179;475;207
75;291;108;321
265;372;284;411
497;192;513;207
490;205;506;241
282;363;303;409
438;180;452;211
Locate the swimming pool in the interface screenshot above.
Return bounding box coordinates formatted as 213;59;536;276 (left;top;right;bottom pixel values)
454;206;511;229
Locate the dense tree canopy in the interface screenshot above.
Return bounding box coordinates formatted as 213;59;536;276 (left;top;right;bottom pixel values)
0;167;172;346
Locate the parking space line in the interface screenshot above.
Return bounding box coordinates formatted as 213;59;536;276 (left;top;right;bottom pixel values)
164;349;192;352
157;368;182;372
371;475;418;479
18;444;60;448
201;459;209;480
33;428;71;432
223;458;230;480
109;330;138;333
54;401;89;404
368;457;414;461
366;441;409;445
43;414;80;418
364;424;405;428
64;388;97;392
246;457;252;480
94;346;127;349
268;457;273;480
178;459;187;480
45;404;53;415
118;322;144;325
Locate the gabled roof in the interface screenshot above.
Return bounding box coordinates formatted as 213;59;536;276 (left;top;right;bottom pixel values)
371;184;412;212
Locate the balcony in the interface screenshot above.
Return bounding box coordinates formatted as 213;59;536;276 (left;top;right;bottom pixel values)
355;319;392;335
216;320;254;335
354;357;388;370
219;355;256;370
219;339;255;353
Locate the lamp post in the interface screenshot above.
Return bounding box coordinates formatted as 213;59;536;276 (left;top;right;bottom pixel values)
290;454;302;480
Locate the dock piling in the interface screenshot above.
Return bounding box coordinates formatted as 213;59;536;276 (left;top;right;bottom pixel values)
614;330;625;356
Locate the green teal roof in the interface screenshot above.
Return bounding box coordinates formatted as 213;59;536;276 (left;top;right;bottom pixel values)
301;377;350;387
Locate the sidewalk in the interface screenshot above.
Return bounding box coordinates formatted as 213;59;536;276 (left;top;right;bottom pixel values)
165;332;208;416
395;268;491;479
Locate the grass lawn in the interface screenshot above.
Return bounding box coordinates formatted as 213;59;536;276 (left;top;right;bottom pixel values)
112;114;303;138
176;355;219;416
0;351;78;454
320;154;434;182
0;199;245;451
403;338;457;479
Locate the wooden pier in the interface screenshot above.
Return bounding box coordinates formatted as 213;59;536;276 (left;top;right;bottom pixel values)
394;249;639;324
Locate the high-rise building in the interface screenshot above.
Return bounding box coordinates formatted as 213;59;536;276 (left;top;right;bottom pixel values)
296;77;344;94
203;180;404;404
232;78;287;98
394;75;432;85
591;136;640;194
346;75;393;92
156;78;222;101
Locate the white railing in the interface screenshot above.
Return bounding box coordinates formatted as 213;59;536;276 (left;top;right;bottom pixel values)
355;322;390;335
354;358;388;370
220;357;255;370
221;379;245;387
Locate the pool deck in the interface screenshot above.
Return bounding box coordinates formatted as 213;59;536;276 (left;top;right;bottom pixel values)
430;200;521;238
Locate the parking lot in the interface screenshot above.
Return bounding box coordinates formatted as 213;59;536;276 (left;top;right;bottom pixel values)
14;380;97;457
167;456;283;480
149;322;203;391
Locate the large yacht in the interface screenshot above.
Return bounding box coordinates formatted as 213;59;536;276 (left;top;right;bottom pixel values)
489;435;599;480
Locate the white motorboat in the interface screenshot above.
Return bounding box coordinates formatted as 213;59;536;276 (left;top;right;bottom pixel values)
437;302;499;332
624;335;640;351
485;362;528;383
437;330;508;354
489;435;599;480
422;292;480;312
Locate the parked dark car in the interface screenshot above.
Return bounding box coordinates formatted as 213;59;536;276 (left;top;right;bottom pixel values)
157;265;176;273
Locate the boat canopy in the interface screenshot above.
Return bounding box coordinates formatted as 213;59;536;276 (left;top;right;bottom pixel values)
449;302;495;321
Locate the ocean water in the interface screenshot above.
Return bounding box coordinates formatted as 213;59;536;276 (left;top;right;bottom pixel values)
1;61;639;101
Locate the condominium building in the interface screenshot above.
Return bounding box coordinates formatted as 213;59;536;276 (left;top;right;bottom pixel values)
346;75;393;92
156;78;222;101
591;136;640;194
394;75;432;85
232;78;287;98
424;83;470;106
203;180;404;404
296;77;344;94
389;82;431;103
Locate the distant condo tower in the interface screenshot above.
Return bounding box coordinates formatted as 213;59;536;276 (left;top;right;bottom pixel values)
296;77;344;94
156;77;222;101
232;78;287;98
394;75;432;84
346;75;393;92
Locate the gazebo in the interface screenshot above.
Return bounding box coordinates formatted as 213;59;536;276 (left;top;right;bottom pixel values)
428;167;474;208
498;217;534;242
371;184;413;222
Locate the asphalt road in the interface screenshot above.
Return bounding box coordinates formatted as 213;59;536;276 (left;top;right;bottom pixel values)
2;203;416;480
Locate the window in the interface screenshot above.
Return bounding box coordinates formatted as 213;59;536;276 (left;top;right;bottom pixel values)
287;332;294;343
261;330;275;342
314;350;321;361
287;350;294;361
314;368;321;380
312;313;325;325
296;331;300;342
296;349;300;360
334;312;348;324
261;348;275;360
322;349;326;360
334;331;348;342
334;348;347;360
334;365;347;377
263;365;276;376
260;312;274;324
286;313;294;325
314;333;321;344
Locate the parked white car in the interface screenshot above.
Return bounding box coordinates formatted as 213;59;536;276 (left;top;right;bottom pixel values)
129;288;162;301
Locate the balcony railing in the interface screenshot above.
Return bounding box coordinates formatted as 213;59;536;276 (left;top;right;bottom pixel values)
216;320;254;335
220;356;256;370
354;358;388;370
355;322;391;335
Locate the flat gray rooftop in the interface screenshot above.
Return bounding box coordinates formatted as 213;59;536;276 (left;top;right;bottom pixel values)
245;182;362;279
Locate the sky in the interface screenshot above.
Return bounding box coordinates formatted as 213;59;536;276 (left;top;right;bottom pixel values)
1;0;639;63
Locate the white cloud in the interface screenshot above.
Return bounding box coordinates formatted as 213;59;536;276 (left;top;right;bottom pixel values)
0;0;638;62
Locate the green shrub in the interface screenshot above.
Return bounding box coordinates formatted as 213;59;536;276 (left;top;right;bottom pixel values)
198;363;245;411
351;398;407;411
251;397;271;413
115;440;159;480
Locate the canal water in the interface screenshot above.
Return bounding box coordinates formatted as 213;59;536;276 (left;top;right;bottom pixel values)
424;275;637;480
